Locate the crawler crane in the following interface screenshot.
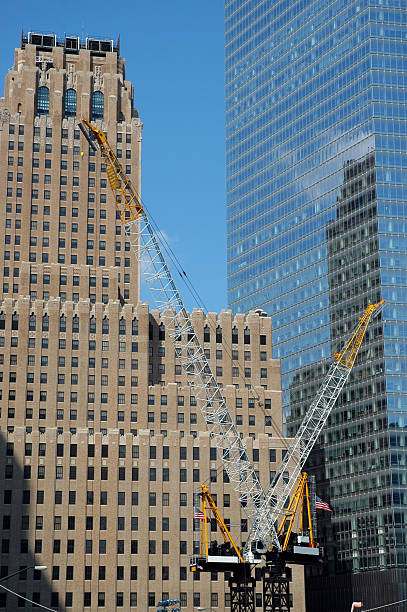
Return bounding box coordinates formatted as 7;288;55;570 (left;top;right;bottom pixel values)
191;474;319;609
79;119;384;611
189;304;383;610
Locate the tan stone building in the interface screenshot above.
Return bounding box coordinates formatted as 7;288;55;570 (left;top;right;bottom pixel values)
0;33;304;611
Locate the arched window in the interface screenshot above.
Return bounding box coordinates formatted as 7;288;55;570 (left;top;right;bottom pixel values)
102;317;109;334
90;316;96;334
91;91;104;120
72;316;79;333
119;318;126;335
29;314;36;331
12;313;19;330
64;89;77;118
159;323;165;341
132;318;138;335
59;316;66;332
232;326;239;344
0;313;5;330
204;325;210;343
42;315;49;331
37;86;49;116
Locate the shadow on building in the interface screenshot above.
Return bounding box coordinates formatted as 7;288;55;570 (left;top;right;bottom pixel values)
0;431;62;611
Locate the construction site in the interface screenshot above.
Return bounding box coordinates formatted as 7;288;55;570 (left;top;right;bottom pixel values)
0;9;405;612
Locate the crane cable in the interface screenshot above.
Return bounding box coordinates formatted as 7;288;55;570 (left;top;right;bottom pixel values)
138;197;289;448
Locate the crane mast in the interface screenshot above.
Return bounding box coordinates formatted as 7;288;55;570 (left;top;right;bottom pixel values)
80;119;384;564
79;119;278;544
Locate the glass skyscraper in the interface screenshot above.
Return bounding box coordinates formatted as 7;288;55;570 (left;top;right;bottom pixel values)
225;1;407;609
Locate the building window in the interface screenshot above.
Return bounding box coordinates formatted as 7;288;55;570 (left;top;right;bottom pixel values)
148;517;156;532
36;86;49;116
148;593;155;607
64;89;77;118
130;593;137;607
91;91;104;120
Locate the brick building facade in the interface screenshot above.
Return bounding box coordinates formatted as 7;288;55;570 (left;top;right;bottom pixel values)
0;33;304;611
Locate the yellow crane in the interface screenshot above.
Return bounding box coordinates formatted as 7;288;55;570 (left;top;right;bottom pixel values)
79;118;385;611
190;484;247;574
191;475;317;574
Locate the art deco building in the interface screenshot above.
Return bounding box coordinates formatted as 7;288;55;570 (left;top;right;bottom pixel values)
0;33;303;611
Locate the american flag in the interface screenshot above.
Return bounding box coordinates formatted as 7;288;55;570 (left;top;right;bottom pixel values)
194;507;205;520
316;496;332;512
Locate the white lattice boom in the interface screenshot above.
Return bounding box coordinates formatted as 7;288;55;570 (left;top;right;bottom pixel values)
81;119;383;559
244;300;384;555
126;215;275;535
80;119;278;544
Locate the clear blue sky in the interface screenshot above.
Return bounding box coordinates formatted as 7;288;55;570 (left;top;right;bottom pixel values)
0;1;227;313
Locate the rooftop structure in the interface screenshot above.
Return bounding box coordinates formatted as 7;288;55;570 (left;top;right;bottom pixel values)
21;31;120;56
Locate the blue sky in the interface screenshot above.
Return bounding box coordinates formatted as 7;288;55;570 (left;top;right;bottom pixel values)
0;1;227;313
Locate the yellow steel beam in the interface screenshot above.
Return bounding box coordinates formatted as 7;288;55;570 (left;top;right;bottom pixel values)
81;118;145;223
200;484;244;563
275;473;316;552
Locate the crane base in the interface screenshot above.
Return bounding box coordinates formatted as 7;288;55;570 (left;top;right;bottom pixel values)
229;575;256;612
262;566;292;612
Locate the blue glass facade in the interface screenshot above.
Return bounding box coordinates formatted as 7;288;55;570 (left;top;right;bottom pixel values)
225;0;407;591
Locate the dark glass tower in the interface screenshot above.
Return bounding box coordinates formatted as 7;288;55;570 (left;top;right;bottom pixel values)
225;1;407;609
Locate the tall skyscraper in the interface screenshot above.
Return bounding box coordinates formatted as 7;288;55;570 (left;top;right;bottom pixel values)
225;2;407;609
0;32;303;611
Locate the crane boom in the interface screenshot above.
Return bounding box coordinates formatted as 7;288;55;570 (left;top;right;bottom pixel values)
81;119;383;561
80;119;278;545
244;299;384;556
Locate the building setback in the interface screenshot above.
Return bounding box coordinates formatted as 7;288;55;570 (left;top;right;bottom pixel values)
0;33;304;611
0;295;293;610
225;1;407;610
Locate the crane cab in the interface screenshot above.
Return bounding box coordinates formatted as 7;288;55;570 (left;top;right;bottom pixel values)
279;532;320;564
271;473;321;565
190;484;258;577
190;540;257;576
